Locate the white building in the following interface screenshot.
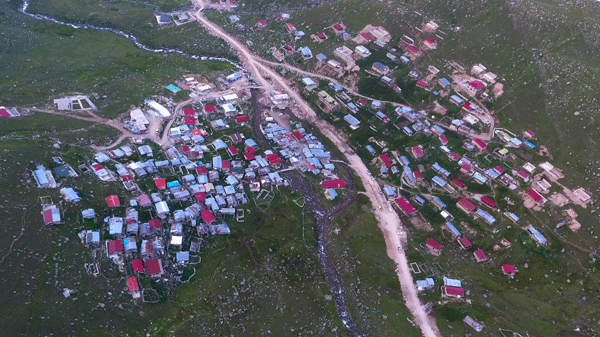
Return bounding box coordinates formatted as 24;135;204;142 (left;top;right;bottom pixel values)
156;201;170;218
148;101;171;118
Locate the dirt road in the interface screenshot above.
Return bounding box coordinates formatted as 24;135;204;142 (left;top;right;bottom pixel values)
190;3;441;336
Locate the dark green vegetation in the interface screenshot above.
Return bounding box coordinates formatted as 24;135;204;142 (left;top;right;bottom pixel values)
26;0;235;59
0;0;234;119
3;0;600;335
227;0;600;334
0;127;418;335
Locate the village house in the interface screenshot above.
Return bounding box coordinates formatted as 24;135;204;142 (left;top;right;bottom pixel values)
145;258;164;277
369;26;391;42
466;80;486;96
458;237;472;250
473;249;488;262
411;146;424;159
423;38;437;49
396;197;417;216
457;197;476;214
332;23;346;34
426;238;442;255
325;188;338;200
43;205;61;225
255;19;267;29
463;316;483;332
442;277;464;298
371;62;389;75
444;221;461;238
416;278;435;291
344;114;361;130
472;138;487;150
299;47;313;60
60;187;81;203
407;45;421;56
526;188;544;204
355;45;371;58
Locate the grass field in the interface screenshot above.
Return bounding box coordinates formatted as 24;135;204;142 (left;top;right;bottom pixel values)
3;0;600;335
1;0;234;119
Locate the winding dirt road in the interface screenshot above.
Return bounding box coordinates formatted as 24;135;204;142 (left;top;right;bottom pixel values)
189;3;441;336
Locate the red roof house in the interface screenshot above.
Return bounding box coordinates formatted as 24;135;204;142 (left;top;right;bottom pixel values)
107;239;123;255
502;264;516;275
333;23;345;32
426;238;442;252
452;179;466;189
244;152;255;160
132;259;144;273
480;196;496;208
360;32;375;41
439;135;449;145
458;197;476;213
474;249;488;262
380;154;391;168
317;32;327;40
516;169;530;180
357;98;367;106
222;160;231;171
424;38;437;48
449;152;461;161
183;108;195;115
201;210;216;224
526;189;543;203
227;145;239;155
286;22;296;32
413;171;421;180
266;153;282;165
459;237;472;249
195;166;208;175
43;208;60;225
195;192;207;203
322;179;347;188
468;80;486;95
472;138;487;150
407;45;421;55
184;116;196;125
412;146;424;159
292;131;304;141
444;286;464;298
204;105;216;112
106;195;120;207
235;115;249;123
127;277;139;292
148;219;162;230
396;197;417;215
145;259;163;276
416;80;428;89
257;19;267;28
154;178;166;189
0;108;10;117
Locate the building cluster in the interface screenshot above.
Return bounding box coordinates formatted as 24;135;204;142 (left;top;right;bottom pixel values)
37;97;350;298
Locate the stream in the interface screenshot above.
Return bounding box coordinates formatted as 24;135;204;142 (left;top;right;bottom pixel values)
18;0;244;70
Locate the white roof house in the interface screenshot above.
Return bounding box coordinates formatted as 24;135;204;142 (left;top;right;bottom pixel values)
355;45;371;57
148;101;171;118
155;201;170;217
60;187;81;203
108;217;124;236
82;209;96;219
